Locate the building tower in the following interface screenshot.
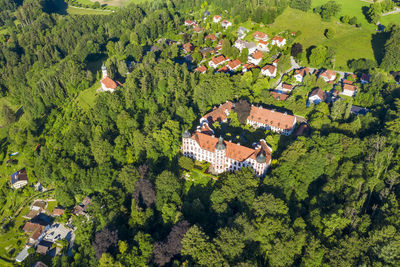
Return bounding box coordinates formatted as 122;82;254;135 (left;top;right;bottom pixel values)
101;62;108;78
182;130;191;157
214;136;226;174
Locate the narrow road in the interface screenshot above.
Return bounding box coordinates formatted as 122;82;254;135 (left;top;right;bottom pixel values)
382;8;400;16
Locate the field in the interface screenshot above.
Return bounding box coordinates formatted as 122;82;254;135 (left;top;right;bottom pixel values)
380;13;400;25
75;81;100;109
67;6;112;15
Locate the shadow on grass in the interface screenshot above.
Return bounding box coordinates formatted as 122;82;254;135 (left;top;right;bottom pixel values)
371;31;390;65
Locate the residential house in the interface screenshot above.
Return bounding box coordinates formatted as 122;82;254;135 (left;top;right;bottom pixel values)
36;240;52;255
281;83;294;93
44;223;71;243
361;73;370;84
257;40;269;52
72;196;91;216
52;208;65;217
253;31;269;42
342;84;357;97
270;91;289;101
271;36;286;47
308;88;327;104
319;70;336;83
217;65;230;73
221;20;232;29
200;101;234;125
261;64;277;77
195;65;207;74
183;43;194;53
31;200;47;211
248;50;264;65
238;27;249;39
193;26;203;33
32;261;48;267
205;34;217;41
242;63;257;73
209;55;227;68
213;15;221;23
199;47;215;58
184;20;195;26
272;58;280;67
247;105;297;135
234;39;246;51
10;170;28;189
227;59;242;71
294;68;309;83
245;42;257;54
100;64;119;92
182;132;272;177
351;106;369;116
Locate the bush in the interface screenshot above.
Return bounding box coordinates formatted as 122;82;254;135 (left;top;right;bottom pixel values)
349;16;357;25
179;156;194;171
325;28;335;39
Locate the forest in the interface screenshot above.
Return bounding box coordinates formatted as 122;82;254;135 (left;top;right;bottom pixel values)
0;0;400;266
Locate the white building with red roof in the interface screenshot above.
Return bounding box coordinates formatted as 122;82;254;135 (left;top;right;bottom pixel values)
100;64;119;92
257;40;269;52
209;55;228;68
195;65;207;74
227;59;242;71
341;84;357;97
221;20;232;29
247;105;296;135
248;50;264;65
294;68;309;83
271;36;286;47
182;131;272;177
319;70;336;82
253;31;269;42
213;15;221;23
261;64;277;77
185;20;195;26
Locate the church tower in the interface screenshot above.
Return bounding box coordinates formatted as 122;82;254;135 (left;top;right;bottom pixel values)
101;62;108;78
214;136;226;174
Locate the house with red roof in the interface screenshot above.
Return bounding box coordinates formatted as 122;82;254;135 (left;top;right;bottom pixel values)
227;59;242;71
221;19;232;29
261;64;277;77
281;83;294;93
308;88;327;104
100;64;119;92
271;36;286;47
248;50;264;65
270;91;289;101
209;55;228;68
242;63;257;73
341;84;357;97
247;105;297;135
205;34;217;41
257;40;269;52
213;15;221;23
195;65;207;74
294;68;309;83
184;20;195;26
319;70;336;82
183;43;194;53
253;31;269;42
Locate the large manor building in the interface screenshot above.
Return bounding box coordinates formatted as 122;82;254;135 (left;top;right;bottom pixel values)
181;101;297;177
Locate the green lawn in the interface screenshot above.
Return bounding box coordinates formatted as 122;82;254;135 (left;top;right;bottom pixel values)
67;6;112;15
75;81;100;109
380;13;400;26
46;200;58;213
265;7;377;69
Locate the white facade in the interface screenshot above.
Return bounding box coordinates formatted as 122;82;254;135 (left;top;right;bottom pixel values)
341;89;356;97
272;38;286;47
261;66;277;77
213;16;221;23
182;136;271;177
12;180;28;189
246;116;296;136
294;74;304;83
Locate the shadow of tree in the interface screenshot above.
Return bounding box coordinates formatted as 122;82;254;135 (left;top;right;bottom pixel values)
371;32;390;65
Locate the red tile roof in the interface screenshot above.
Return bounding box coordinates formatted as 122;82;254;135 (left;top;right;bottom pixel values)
282;83;293;90
343;84;357;91
227;59;242;70
183;42;194;53
193;26;203;33
101;77;118;90
217;66;230;73
294;68;309;77
248;106;295;130
53;208;65;216
191;132;271;163
253;31;268;39
258;40;269;46
270;91;289;101
343;79;353;85
195;65;207;73
211;55;227;65
242;63;257;71
320;70;336;80
262;64;276;74
272;36;285;42
205;34;217;41
203;101;234;123
251;50;264;60
310;88;327;101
